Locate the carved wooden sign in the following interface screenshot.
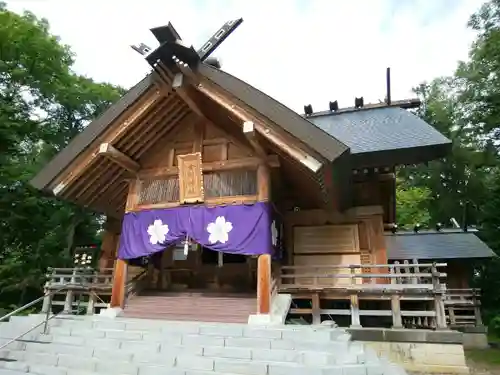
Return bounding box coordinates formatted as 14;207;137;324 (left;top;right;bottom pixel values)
178;152;204;204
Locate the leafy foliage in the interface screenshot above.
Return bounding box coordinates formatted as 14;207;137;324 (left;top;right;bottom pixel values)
395;0;500;326
0;6;123;309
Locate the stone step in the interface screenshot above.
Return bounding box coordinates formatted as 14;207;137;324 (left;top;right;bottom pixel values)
0;370;26;375
19;335;362;365
0;348;381;375
32;333;353;355
0;315;407;375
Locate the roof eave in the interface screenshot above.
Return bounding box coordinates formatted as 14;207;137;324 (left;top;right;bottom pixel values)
30;74;156;192
350;141;452;168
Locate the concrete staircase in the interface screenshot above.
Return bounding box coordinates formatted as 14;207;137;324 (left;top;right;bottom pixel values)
0;314;407;375
123;292;255;323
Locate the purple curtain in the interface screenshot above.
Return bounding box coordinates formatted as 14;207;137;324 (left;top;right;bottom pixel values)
118;202;272;259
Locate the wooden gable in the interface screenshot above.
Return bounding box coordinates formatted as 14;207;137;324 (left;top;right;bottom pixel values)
31;61;347;217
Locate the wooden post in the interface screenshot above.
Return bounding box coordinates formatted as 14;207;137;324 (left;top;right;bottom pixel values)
41;291;52;314
472;291;483;326
412;259;420;284
431;263;447;329
312;293;321;325
391;295;403;328
448;306;456;326
257;164;270;201
86;293;96;315
350;294;361;327
257;254;271;314
63;268;77;314
99;231;118;270
110;259;128;308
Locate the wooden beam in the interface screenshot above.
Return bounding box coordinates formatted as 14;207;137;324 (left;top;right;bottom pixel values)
243;121;267;159
98;143;140;174
138;155;280;179
51;90;162;196
172;73;205;117
196;81;324;173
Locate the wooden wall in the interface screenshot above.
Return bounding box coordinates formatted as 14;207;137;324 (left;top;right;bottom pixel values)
127;118;273;212
284;207;388;274
352;172;396;225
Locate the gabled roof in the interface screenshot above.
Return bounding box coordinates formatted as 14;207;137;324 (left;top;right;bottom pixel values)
385;230;496;260
309;106;451;168
198;64;349;163
31;64;350;194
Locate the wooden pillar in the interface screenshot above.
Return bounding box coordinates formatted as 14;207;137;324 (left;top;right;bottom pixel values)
257;254;271;314
99;231;118;270
257;164;270;201
256;161;272;313
110;181;136;308
110;259;127;308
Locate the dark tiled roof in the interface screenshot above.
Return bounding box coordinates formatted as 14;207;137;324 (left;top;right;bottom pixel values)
385;231;496;260
308;107;451;155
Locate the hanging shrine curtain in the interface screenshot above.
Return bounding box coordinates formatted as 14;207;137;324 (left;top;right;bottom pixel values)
118;202;275;260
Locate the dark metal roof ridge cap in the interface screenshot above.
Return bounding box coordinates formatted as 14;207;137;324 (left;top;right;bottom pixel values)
197;63;350;162
303;98;421;118
385;229;479;236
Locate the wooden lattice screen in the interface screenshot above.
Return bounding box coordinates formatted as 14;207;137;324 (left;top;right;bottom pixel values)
137;177;180;205
203;170;257;198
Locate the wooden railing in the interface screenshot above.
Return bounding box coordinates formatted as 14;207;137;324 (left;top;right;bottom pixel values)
279;262;448;329
445;288;483;327
42;267;114;315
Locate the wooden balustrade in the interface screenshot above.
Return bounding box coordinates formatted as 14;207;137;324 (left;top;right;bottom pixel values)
42;268;115;315
43;267;146;315
445;288;483;327
279;262;449;329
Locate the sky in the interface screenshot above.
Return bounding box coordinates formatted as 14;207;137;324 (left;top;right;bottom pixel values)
6;0;484;113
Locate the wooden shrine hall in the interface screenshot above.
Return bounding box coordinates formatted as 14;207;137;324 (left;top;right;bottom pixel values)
31;20;488;326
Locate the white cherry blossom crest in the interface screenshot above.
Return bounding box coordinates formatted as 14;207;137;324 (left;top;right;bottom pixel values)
207;216;233;244
147;219;170;245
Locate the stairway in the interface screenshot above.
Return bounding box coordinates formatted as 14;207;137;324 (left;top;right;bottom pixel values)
123;291;256;323
0;314;408;375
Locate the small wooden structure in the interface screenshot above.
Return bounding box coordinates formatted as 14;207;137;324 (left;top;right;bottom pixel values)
30;20;492;327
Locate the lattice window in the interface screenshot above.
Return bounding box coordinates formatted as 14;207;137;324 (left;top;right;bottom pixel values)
138;177;180;205
203;169;257;198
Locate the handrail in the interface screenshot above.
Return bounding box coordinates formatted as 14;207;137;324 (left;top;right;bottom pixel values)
0;284;75;323
0;282;95;353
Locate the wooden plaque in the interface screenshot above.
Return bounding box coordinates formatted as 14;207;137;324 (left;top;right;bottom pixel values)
178;152;204;203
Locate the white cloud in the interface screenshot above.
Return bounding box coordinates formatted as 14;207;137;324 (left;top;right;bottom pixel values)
6;0;483;113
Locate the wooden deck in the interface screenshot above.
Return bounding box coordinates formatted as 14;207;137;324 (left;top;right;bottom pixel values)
41;263;483;330
274;262;466;329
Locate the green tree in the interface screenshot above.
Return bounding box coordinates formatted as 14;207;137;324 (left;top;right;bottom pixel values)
0;4;124;308
395;182;432;227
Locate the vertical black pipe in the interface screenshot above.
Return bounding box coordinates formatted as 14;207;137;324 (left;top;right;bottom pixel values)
386;67;392;105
